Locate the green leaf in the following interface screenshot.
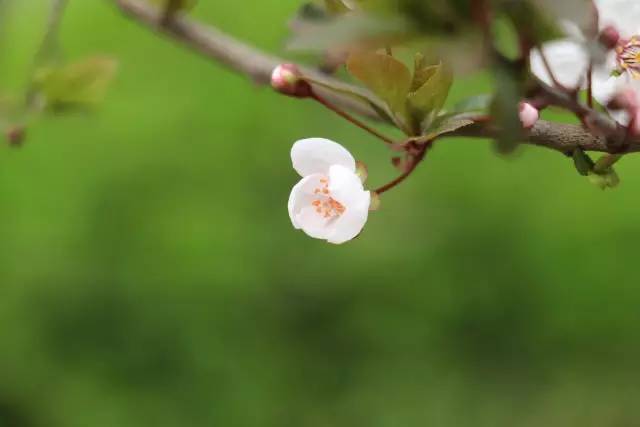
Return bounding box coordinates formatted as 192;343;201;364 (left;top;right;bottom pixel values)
346;51;411;117
490;61;525;154
287;13;405;52
422;114;474;140
453;94;492;113
324;0;351;14
303;74;398;126
406;61;453;131
500;0;562;44
572;149;595;177
33;56;118;111
410;53;438;91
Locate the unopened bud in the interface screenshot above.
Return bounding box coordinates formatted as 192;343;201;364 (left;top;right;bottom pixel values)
518;102;539;130
607;88;638;111
598;25;620;50
270;64;312;98
4;125;26;147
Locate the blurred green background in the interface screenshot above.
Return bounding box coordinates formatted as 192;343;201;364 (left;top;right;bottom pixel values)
1;1;639;426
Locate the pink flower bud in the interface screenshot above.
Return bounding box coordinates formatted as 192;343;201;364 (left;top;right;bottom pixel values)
270;64;312;98
598;25;620;50
518;102;539;130
607;88;639;111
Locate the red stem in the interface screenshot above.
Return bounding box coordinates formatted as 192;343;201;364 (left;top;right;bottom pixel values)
310;92;395;145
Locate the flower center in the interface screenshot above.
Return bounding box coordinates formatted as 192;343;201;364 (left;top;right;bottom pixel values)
616;36;640;79
311;177;345;219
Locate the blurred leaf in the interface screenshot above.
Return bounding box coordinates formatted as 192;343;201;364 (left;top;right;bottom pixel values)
453;94;492;113
588;169;620;189
324;0;351;14
346;51;411;116
287;13;406;52
572;148;595;176
500;0;562;44
490;60;525;154
33;56;118;111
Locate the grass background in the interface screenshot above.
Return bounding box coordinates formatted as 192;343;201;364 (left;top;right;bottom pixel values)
0;1;639;426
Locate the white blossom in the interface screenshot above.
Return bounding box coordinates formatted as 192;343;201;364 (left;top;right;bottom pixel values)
530;0;640;125
288;138;370;244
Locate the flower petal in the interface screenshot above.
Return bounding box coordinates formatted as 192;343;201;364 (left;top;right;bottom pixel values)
327;192;370;244
595;0;640;38
530;40;589;89
591;51;622;107
327;164;366;207
325;164;370;244
291;138;356;177
288;174;324;229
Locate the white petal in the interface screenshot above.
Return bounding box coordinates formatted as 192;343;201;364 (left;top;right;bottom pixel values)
595;0;640;37
291;138;356;177
530;40;589;89
601;77;640;125
327;164;366;207
327;191;370;244
326;164;370;244
288;174;324;229
591;52;622;105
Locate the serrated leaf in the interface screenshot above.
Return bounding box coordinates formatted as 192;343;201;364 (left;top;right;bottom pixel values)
346;51;411;117
33;56;118;111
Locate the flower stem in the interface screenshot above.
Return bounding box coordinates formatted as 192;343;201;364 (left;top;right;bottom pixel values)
310;92;395;145
374;144;428;194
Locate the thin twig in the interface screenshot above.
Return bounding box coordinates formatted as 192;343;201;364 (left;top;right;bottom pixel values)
110;0;640;154
310;92;395;145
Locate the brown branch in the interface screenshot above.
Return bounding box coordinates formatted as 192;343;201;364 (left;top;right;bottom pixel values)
111;0;640;154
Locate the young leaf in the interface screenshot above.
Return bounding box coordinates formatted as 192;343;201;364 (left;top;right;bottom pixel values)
406;61;453;131
572;148;595;177
33;56;118;111
422;114;474;140
346;51;411;117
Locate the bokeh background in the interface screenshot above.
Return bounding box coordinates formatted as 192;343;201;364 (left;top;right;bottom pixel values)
1;1;639;426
